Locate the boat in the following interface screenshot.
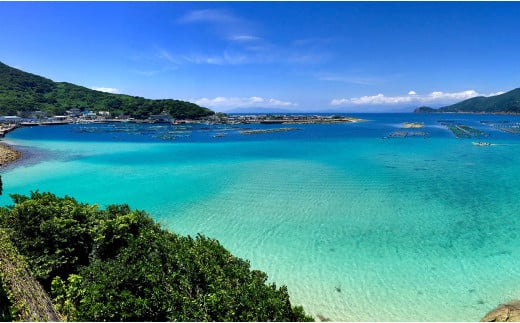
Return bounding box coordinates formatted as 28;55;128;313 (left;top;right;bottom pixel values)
472;141;491;146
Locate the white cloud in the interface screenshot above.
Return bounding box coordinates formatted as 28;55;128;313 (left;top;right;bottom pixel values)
182;54;225;65
229;34;261;42
331;90;504;106
177;9;239;24
91;87;120;94
194;96;297;110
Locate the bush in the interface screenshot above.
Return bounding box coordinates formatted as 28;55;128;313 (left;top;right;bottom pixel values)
0;192;313;321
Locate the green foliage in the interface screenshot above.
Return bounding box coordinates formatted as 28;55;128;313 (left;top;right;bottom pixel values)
415;88;520;113
90;204;158;260
51;275;82;320
1;192;100;289
0;192;313;321
0;61;214;119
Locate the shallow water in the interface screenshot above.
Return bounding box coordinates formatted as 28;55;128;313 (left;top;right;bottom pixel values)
2;113;520;321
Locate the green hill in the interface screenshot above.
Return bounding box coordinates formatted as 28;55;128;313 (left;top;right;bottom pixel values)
414;88;520;113
0;61;214;119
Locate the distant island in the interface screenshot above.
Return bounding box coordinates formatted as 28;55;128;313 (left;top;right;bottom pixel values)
0;61;214;120
414;88;520;114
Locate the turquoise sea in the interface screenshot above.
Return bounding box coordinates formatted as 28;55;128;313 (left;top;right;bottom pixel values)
2;113;520;321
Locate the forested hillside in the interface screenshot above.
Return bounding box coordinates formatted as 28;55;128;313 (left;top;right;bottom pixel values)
415;88;520;113
0;61;214;119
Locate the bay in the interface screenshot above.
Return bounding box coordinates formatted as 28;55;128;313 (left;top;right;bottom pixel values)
2;113;520;321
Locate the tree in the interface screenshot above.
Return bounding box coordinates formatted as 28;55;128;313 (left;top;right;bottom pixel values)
0;192;100;288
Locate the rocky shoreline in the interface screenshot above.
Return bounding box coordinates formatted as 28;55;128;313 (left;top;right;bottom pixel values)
481;300;520;322
0;143;22;168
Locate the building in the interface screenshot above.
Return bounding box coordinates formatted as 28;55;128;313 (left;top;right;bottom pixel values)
82;110;98;120
67;108;82;117
0;116;23;123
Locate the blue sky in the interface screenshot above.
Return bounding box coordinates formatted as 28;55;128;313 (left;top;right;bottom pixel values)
1;2;519;113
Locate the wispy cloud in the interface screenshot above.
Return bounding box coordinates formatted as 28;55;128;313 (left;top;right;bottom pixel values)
169;8;330;66
177;9;240;25
182;54;225;65
229;34;262;42
157;46;328;66
177;8;256;41
194;96;298;110
91;87;120;94
158;49;179;64
318;74;384;86
331;90;505;106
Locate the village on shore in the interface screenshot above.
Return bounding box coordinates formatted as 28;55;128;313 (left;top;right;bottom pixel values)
0;108;366;137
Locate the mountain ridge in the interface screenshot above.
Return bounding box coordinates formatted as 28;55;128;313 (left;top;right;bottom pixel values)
414;88;520;114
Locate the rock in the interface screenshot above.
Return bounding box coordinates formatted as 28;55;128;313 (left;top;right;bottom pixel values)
481;300;520;322
0;143;21;168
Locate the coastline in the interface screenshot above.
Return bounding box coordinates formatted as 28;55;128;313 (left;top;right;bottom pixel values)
0;142;22;168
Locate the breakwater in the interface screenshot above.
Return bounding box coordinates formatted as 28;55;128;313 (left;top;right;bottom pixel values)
0;124;19;137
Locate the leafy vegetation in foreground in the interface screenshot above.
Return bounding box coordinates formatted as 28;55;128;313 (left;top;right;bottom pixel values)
414;88;520;113
0;192;313;321
0;61;214;119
